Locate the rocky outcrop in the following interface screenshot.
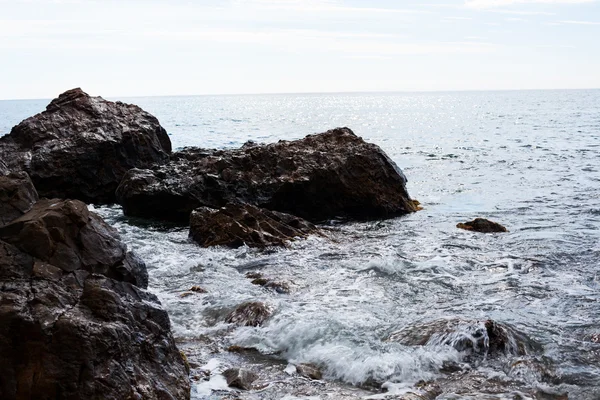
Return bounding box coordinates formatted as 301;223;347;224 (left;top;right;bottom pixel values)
0;199;190;399
116;127;417;223
0;172;38;226
457;218;507;233
223;368;258;390
225;302;272;327
189;203;319;248
0;199;147;287
0;88;171;203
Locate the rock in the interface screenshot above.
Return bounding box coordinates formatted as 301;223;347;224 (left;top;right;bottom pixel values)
296;363;323;380
0;204;189;399
222;368;258;390
0;159;9;175
189;203;319;248
387;319;539;359
457;218;507;233
225;301;272;327
0;172;38;226
251;277;291;294
0;198;147;287
116;127;417;222
0;88;171;203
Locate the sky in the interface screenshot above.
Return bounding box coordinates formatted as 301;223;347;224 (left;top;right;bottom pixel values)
1;0;599;99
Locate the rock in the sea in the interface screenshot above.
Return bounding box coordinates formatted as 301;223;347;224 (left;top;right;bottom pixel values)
0;172;38;226
222;368;258;390
387;319;539;359
0;88;171;203
0;202;189;399
116;127;417;222
189;203;319;248
225;301;272;327
0;198;147;287
457;218;507;233
296;363;323;380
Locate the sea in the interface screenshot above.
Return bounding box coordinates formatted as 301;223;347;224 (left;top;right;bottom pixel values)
1;90;600;399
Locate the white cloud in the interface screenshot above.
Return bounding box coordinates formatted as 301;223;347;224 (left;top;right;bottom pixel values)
558;19;600;24
465;0;595;8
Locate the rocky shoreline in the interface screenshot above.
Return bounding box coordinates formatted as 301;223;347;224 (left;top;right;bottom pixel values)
1;89;551;400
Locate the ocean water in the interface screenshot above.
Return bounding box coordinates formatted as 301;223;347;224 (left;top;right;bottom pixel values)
2;90;600;399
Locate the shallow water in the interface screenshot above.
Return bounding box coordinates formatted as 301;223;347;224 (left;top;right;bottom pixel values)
2;90;600;398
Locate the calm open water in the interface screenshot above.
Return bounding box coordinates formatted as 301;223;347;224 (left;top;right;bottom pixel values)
2;90;600;399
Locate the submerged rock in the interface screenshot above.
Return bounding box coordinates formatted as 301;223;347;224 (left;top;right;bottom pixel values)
0;88;171;203
387;318;539;359
222;368;258;390
189;203;319;248
225;301;272;327
0;172;38;226
0;200;189;399
116;127;417;222
457;218;507;233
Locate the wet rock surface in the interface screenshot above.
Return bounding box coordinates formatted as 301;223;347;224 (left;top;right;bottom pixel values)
222;368;258;390
296;363;323;380
457;217;508;233
189;203;319;248
225;301;273;327
116;127;417;223
0;172;38;226
0;198;147;287
0;197;189;399
0;88;171;203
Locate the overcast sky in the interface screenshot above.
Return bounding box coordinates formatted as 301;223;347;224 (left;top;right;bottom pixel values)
1;0;599;99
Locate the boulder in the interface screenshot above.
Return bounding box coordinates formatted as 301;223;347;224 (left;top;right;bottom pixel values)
0;201;190;399
296;363;323;380
222;368;258;390
457;218;507;233
386;319;540;359
189;203;319;248
0;198;147;287
225;301;272;327
116;127;417;222
0;172;39;226
0;88;171;203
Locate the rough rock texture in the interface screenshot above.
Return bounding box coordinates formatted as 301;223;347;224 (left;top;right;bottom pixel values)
0;200;190;400
225;301;272;327
457;218;507;233
0;172;39;226
0;88;171;203
296;363;323;380
0;199;147;287
189;203;319;248
0;160;9;175
386;319;540;359
222;368;258;390
116;127;417;223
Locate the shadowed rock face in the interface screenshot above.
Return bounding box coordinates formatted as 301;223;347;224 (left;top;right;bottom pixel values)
189;203;319;248
116;127;417;223
0;199;190;400
0;172;38;226
0;88;171;203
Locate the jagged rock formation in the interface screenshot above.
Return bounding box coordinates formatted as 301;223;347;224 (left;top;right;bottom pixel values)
0;88;171;203
0;172;38;226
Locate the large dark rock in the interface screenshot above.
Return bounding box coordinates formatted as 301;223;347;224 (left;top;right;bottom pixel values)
116;127;417;223
0;88;171;203
0;172;38;226
0;200;190;399
0;198;147;287
189;203;319;248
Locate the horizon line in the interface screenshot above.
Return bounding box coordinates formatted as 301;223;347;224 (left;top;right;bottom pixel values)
1;86;599;102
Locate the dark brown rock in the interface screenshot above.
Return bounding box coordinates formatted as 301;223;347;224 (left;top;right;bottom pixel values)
0;88;171;203
225;301;272;327
222;368;258;390
116;127;417;223
296;363;323;380
0;198;147;287
0;203;189;399
189;203;319;248
457;218;507;233
0;172;38;226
